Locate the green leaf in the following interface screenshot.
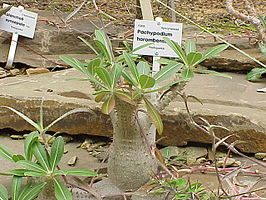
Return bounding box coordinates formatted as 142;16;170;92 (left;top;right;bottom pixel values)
12;155;25;162
17;183;32;200
114;91;135;105
60;56;107;89
185;40;196;55
32;143;51;171
101;95;115;114
143;98;163;135
116;53;139;63
136;61;151;76
16;160;46;174
95;30;114;62
24;131;39;161
110;63;123;88
156;58;179;65
50;136;64;171
54;169;97;177
78;36;98;55
171;178;188;187
54;178;73;200
246;68;266;81
154;63;183;83
8;169;32;176
163;37;188;65
202;44;229;60
139;75;155;89
259;43;266;58
45;108;95;132
0;145;14;162
94;40;111;63
18;182;46;200
11;176;22;200
193;69;232;79
66;78;90;81
59;56;86;74
94;91;109;102
98;11;116;21
186;52;203;67
124;53;140;83
86;57;101;75
175;193;190;199
0;184;8;200
0;106;41;132
144;77;189;94
181;68;194;79
96;67;112;88
132;43;153;53
122;70;138;87
24;171;46;177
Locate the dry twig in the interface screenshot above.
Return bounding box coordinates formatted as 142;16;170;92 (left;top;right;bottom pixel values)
225;0;266;43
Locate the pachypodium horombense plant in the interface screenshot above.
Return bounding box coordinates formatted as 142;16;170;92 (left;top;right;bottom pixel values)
61;30;230;191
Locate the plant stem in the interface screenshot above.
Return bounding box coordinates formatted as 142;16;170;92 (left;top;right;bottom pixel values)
221;187;266;199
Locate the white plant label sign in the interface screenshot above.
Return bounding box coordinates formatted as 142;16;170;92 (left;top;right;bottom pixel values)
0;4;38;38
133;19;182;57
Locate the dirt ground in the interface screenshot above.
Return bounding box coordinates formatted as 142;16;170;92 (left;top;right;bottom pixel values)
14;0;266;29
0;133;265;198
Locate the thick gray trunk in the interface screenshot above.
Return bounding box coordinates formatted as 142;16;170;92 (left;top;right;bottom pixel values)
108;98;158;191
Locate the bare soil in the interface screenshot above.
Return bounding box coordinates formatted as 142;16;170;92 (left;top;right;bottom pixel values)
11;0;266;28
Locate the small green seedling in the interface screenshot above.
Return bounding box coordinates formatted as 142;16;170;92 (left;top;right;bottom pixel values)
0;132;97;200
0;176;46;200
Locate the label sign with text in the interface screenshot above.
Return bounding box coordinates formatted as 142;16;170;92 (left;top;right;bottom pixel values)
0;5;38;38
133;19;182;57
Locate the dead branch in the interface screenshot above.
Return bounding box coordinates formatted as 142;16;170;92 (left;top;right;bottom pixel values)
225;0;266;43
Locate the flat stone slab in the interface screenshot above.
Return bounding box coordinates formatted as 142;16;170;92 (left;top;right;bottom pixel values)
0;10;265;72
0;69;265;153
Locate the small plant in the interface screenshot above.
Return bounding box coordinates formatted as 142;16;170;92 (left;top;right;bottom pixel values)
0;105;97;200
0;104;92;146
0;176;46;200
160;146;190;166
149;177;212;200
0;132;97;200
246;42;266;80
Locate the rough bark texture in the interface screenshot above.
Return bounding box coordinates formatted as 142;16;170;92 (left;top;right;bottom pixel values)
108;98;158;191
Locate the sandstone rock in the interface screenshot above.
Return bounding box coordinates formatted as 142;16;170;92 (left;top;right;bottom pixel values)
68;156;78;166
216;157;239;167
255;153;266;160
10;135;24;140
232;160;241;167
0;12;264;73
0;69;264;153
160;146;208;164
9;69;20;76
0;10;125;69
0;67;7;78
